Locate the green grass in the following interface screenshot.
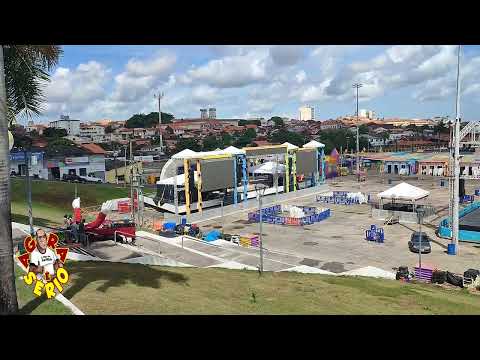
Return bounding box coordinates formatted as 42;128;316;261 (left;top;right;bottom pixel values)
62;261;480;315
10;178;130;226
15;264;72;315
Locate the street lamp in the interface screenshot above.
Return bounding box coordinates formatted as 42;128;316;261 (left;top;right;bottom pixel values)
417;207;426;272
219;191;225;237
252;179;268;275
353;83;363;182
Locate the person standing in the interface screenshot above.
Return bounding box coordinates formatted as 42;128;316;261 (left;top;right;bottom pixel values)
71;221;79;243
78;219;86;246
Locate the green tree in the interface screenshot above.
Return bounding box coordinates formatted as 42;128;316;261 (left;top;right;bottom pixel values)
175;138;201;153
268;128;305;147
202;135;221;151
221;132;233;147
126;112;174;128
358;124;369;135
43;127;67;138
1;45;62;314
238;119;261;126
270;116;284;127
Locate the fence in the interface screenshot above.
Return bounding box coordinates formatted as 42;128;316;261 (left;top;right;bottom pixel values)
247;205;331;226
316;191;365;205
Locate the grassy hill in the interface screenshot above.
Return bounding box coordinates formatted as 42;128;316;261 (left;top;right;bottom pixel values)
10;178;131;226
55;261;480;315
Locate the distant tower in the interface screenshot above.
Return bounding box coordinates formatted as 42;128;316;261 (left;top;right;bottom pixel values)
299;105;315;121
208;108;216;119
200;108;208;119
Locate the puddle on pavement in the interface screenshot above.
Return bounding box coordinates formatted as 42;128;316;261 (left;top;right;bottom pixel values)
303;242;318;246
300;258;320;267
232;225;245;230
320;262;346;273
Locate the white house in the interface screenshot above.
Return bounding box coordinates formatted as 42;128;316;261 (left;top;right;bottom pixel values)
49;115;81;136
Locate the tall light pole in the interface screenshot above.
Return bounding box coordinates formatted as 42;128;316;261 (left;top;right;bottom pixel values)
417;207;425;271
155;92;164;154
254;181;267;275
353;83;363;182
452;45;462;255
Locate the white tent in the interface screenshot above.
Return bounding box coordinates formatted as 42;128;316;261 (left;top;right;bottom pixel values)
377;182;430;201
282;142;299;151
222;146;246;155
172;148;198;159
303;140;325;148
157;171;200;185
253;161;286;174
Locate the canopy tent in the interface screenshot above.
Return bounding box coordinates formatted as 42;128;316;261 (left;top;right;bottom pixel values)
253;161;286;174
222;146;246;155
282;142;299;151
303;140;325;148
377;182;430;201
157;171;200;186
172;149;198;159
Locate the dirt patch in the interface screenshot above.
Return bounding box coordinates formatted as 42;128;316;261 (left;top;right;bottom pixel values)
232;225;245;230
303;242;318;246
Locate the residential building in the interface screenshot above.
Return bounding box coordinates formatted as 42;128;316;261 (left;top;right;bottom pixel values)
320;119;344;130
299;106;315;121
49;115;81;136
64;135;91;144
25;121;47;135
209;108;216;119
80;124;105;139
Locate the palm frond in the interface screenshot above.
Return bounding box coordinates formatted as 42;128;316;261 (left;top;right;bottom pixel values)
3;45;62;118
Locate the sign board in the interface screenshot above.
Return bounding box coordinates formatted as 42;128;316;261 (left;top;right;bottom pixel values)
65;157;89;164
9;152;43;162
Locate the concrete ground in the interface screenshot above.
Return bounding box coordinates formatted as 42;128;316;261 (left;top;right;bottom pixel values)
197;174;480;274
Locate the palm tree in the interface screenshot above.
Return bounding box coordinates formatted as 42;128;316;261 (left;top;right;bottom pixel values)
0;45;62;314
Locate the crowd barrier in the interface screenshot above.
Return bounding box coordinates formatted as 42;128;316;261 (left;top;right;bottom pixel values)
365;224;384;243
248;205;331;226
316;191;363;205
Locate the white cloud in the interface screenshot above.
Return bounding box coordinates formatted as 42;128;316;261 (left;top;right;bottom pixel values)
296;70;307;84
44;61;111;117
186;50;270;88
191;85;219;105
111;52;176;102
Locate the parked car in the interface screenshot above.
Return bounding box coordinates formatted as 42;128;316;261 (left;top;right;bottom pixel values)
79;175;103;183
62;174;86;183
408;232;432;253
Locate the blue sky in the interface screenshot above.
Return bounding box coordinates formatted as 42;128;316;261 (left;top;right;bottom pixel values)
33;45;480;124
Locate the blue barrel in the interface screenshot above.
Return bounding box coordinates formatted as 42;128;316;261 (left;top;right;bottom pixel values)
163;222;176;231
476;189;480;196
440;180;445;187
447;244;456;255
181;217;187;225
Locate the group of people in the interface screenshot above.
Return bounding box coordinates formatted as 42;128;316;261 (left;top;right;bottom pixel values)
63;215;86;245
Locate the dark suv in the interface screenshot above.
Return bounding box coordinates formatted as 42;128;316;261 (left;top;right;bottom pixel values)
408;232;432;254
62;174;86;183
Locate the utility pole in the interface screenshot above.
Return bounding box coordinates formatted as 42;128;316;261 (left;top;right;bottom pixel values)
114;144;118;184
155;92;164;154
452;45;462;255
123;144;127;188
130;140;135;221
353;83;362;182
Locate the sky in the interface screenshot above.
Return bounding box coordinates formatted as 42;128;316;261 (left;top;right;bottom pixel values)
31;45;480;124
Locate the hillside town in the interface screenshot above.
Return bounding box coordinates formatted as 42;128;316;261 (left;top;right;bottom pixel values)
9;107;455;185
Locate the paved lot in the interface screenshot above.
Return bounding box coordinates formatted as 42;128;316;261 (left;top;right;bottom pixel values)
199;174;480;274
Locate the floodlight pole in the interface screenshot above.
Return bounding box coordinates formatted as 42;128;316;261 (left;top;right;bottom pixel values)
258;189;264;275
155;92;164;154
353;83;362;182
452;45;461;255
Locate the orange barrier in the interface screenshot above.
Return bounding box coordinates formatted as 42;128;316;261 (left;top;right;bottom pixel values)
153;220;163;231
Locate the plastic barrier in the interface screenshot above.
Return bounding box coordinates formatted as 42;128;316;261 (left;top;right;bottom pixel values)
247;206;330;226
365;225;385;243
